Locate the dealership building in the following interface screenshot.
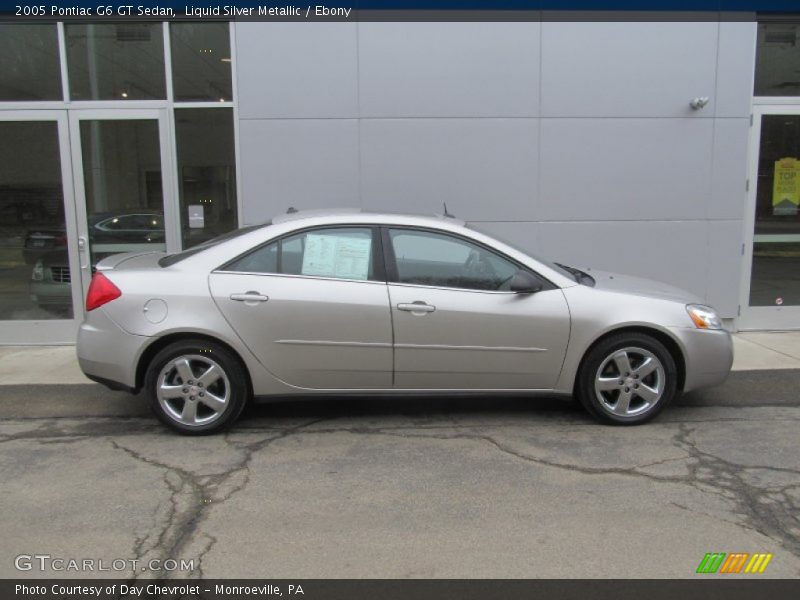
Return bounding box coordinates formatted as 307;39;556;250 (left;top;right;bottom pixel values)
0;15;799;343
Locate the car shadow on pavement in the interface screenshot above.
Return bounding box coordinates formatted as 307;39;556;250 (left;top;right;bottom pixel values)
1;369;797;434
240;394;587;426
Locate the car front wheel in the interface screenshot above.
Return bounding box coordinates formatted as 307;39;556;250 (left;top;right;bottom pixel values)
145;339;249;435
577;332;678;425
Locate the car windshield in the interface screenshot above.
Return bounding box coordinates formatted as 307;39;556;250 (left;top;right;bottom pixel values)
466;223;581;282
158;223;269;267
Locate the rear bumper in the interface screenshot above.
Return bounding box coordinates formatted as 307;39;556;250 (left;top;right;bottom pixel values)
77;309;147;391
83;372;136;393
668;327;734;392
30;281;71;306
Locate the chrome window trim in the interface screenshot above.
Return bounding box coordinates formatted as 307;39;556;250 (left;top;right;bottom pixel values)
210;271;547;295
387;281;522;296
211;270;387;286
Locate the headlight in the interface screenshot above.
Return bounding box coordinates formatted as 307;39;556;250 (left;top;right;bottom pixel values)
686;304;722;330
31;260;44;281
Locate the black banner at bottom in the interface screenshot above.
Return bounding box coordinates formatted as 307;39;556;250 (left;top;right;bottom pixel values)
3;579;800;600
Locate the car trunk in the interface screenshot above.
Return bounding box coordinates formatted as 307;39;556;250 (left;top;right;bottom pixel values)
95;251;167;272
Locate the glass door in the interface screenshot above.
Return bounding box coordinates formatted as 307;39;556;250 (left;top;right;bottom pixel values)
68;109;178;295
0;111;83;344
740;105;800;330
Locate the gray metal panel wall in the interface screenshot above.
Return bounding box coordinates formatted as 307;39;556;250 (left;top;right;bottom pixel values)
235;21;756;317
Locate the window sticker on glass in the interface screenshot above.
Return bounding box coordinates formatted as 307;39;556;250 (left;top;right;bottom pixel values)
301;233;371;280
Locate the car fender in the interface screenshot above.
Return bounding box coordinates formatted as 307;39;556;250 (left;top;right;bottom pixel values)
555;285;691;394
99;268;295;396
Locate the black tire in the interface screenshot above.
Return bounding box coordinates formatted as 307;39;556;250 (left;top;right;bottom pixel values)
576;332;678;425
144;338;250;435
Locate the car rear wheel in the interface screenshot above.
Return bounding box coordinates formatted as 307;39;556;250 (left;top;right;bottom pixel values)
577;333;677;425
145;339;249;435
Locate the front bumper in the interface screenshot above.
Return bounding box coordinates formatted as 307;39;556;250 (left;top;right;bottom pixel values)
668;327;734;392
77;309;148;392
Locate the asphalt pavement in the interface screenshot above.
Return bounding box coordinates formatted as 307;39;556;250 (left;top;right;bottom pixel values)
1;370;799;579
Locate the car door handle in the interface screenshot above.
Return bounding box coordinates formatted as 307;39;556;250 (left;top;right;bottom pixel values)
230;292;269;303
397;302;435;314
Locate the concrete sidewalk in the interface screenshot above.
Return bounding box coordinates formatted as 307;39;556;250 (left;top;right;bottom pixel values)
1;331;799;385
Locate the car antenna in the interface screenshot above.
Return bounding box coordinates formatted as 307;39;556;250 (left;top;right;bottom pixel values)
442;203;455;218
286;206;298;214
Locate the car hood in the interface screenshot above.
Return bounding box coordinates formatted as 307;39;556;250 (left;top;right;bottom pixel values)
585;269;704;304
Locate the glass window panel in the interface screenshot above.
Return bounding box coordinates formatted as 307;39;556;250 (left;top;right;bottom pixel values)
170;23;233;102
749;114;800;307
225;228;375;281
175;108;238;248
79;120;166;266
0;24;62;100
755;23;800;96
65;23;166;100
227;242;278;274
389;229;518;291
0;121;74;320
282;228;375;281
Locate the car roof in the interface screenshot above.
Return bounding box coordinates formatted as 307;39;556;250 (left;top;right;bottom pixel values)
168;208;576;288
271;207;466;228
90;210;163;223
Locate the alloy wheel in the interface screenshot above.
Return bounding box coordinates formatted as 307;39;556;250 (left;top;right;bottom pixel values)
594;346;665;418
156;354;230;426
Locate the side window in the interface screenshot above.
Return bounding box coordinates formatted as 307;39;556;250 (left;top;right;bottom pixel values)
101;214;160;231
282;227;374;281
226;241;278;274
127;214;160;230
225;227;375;281
97;216;126;230
388;229;519;291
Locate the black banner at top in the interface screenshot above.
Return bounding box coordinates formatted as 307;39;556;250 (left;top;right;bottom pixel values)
2;0;800;21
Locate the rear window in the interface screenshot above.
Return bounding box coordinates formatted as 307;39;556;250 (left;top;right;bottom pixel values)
158;224;268;267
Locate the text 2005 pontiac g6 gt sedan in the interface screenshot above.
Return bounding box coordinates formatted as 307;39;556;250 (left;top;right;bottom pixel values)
77;210;733;434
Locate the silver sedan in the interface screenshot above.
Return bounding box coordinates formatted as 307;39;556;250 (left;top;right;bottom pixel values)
77;210;733;434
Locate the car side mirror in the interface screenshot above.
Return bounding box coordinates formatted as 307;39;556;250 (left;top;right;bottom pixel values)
510;271;543;294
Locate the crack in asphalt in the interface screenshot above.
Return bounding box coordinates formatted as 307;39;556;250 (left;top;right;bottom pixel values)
1;409;799;445
0;418;162;444
108;418;332;580
1;411;799;577
673;425;800;559
326;422;800;561
115;419;800;573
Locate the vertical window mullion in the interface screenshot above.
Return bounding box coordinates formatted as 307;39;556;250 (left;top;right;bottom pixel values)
57;22;70;102
163;22;174;104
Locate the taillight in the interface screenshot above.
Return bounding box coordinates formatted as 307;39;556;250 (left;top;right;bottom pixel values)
85;272;121;311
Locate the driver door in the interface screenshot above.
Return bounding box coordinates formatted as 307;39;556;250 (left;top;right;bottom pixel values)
385;228;570;390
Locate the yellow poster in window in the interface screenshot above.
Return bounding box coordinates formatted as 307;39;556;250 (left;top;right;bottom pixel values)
773;157;800;216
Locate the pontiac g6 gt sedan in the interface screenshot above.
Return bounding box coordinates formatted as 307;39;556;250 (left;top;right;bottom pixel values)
77;209;733;434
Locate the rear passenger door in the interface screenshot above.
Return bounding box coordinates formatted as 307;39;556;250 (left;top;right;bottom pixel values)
209;226;393;390
384;227;570;390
